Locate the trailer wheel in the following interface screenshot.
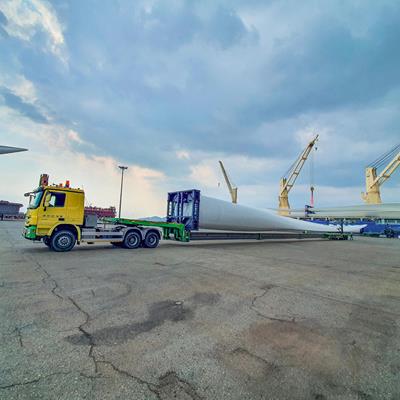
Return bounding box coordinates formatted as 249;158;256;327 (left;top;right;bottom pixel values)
123;231;141;249
143;231;160;248
50;230;76;252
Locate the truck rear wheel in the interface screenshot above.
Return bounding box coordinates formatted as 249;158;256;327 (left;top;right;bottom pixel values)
50;230;76;252
123;231;141;249
143;231;160;248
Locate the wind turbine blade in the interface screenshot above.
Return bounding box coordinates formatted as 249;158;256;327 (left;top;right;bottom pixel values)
0;146;28;155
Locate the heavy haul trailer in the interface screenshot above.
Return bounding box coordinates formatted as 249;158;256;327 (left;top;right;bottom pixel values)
164;190;352;241
23;180;350;252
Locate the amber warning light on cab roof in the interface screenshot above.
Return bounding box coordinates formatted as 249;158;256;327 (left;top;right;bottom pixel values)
39;173;49;187
39;174;72;189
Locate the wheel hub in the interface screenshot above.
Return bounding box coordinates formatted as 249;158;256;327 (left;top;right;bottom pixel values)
148;235;156;244
128;236;138;245
59;236;71;248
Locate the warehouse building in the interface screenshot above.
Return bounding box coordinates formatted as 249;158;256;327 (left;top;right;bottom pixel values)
0;201;23;219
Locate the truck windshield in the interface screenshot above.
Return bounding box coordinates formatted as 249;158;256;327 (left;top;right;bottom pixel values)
28;190;43;209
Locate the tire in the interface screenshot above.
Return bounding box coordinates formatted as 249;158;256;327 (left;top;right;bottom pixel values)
122;231;141;249
43;237;51;247
143;231;160;248
50;230;76;252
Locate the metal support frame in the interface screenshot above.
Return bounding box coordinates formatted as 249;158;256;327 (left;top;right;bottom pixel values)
166;189;200;231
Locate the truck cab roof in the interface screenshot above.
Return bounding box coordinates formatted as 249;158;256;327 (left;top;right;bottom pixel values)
42;185;84;194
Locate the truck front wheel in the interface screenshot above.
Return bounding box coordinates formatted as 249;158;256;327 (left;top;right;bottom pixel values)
123;231;141;249
50;230;76;252
143;231;160;248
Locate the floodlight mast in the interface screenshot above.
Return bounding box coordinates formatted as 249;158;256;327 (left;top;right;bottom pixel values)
118;166;128;218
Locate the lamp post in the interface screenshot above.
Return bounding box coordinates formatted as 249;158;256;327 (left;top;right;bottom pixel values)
118;166;128;218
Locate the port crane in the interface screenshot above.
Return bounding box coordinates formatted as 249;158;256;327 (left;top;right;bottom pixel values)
219;160;238;203
361;143;400;204
278;134;319;215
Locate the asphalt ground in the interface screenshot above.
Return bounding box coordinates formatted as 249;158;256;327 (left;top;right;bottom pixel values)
1;221;399;400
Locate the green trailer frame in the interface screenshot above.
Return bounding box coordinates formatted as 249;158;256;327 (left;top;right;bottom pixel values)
104;218;191;242
323;232;353;240
104;218;352;243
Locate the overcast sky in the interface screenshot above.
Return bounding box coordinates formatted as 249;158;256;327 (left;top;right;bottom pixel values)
0;0;399;217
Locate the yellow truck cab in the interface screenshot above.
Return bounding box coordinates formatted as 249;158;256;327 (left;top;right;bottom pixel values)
24;174;161;252
24;184;84;247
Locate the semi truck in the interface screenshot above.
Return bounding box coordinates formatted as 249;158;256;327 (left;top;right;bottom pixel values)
22;175;196;252
23;175;350;252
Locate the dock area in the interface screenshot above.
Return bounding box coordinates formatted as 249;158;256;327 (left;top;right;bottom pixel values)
1;221;399;399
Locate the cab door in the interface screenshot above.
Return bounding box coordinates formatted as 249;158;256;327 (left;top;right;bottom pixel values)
66;192;84;225
37;191;67;234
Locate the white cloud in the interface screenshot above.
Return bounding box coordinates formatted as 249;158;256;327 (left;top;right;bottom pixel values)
0;73;38;103
176;150;190;160
185;152;288;206
0;73;52;124
0;0;67;62
0;72;94;150
67;129;84;145
189;162;219;188
0;96;167;217
187;152;286;187
0;105;83;150
294;127;319;147
1;1;399;217
34;152;167;217
0;148;167;217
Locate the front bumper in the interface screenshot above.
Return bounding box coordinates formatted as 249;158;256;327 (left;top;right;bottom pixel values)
23;225;37;240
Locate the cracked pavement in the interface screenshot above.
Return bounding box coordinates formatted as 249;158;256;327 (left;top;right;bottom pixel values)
1;221;400;399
